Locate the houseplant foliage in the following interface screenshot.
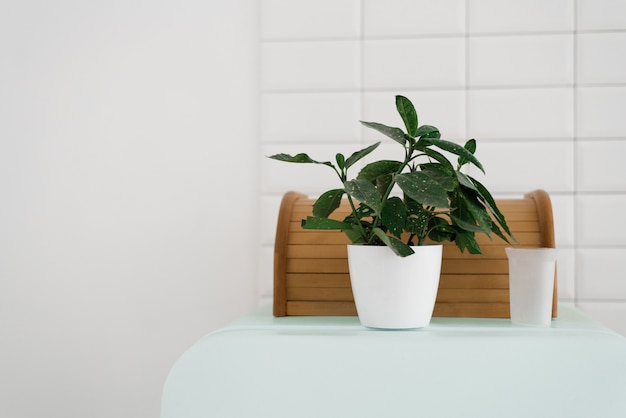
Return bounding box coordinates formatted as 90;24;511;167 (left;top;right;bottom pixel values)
269;95;513;257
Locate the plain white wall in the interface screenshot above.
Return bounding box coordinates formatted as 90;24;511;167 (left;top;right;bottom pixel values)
0;1;258;417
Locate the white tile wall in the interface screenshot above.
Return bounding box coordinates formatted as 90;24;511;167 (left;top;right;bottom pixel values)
468;0;574;33
468;88;574;139
363;38;465;89
469;35;573;86
259;0;626;335
363;0;466;37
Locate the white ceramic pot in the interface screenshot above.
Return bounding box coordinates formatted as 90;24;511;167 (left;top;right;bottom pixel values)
347;244;442;329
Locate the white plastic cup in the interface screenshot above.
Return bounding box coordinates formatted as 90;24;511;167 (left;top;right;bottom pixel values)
505;248;557;327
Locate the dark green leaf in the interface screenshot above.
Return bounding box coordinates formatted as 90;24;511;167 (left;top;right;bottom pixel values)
360;121;408;146
335;153;345;170
381;197;406;238
456;171;476;190
301;216;352;230
358;160;403;181
267;153;332;167
345;142;380;169
421;166;457;191
421;138;485;173
312;189;345;218
454;230;482;254
457;139;477;168
405;198;430;236
372;228;414;257
468;176;513;238
396;95;418;137
396;172;450;208
416;148;455;172
427;217;456;242
345;179;383;214
415;125;440;138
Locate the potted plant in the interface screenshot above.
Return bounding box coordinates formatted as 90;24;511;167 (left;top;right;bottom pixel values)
269;95;513;329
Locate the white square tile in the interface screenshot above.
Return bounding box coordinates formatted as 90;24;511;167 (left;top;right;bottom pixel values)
468;88;574;139
362;91;466;142
577;33;626;85
577;140;626;192
469;34;574;86
262;41;360;91
262;143;360;194
363;0;465;37
261;92;361;143
551;194;576;247
577;86;626;137
576;194;626;246
469;0;574;33
261;0;360;40
363;38;465;89
577;248;626;299
577;0;626;31
465;141;574;193
576;302;626;336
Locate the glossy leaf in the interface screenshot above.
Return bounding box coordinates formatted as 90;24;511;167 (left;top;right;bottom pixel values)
360;121;408;146
396;95;418;137
345;142;380;169
415;125;440;138
312;189;345;218
381;197;406;238
267;153;332;167
458;139;477;168
421;138;484;173
372;228;414;257
345;179;382;214
302;216;351;230
396;172;449;208
469;176;513;238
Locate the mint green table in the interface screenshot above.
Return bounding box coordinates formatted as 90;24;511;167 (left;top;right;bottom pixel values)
161;304;626;418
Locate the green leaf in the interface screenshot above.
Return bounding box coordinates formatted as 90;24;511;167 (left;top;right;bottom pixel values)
468;176;513;238
345;142;380;169
427;217;456;243
453;190;493;235
396;172;450;208
345;179;383;214
360;121;408;146
405;198;430;237
357;160;403;196
358;160;403;180
335;153;345;170
415;125;440;138
396;95;418;137
454;230;482;254
381;197;406;238
458;139;477;168
372;228;414;257
416;147;455;172
456;171;476;190
301;216;351;230
312;189;345;218
421;166;457;191
421;138;485;173
267;153;332;167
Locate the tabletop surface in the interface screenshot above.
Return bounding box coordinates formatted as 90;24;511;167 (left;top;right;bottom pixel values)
161;304;626;418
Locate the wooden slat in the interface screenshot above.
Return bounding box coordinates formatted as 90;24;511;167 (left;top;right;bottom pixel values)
433;302;510;318
286;274;351;288
436;288;509;303
287;287;355;302
286;258;350;274
287;245;348;259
